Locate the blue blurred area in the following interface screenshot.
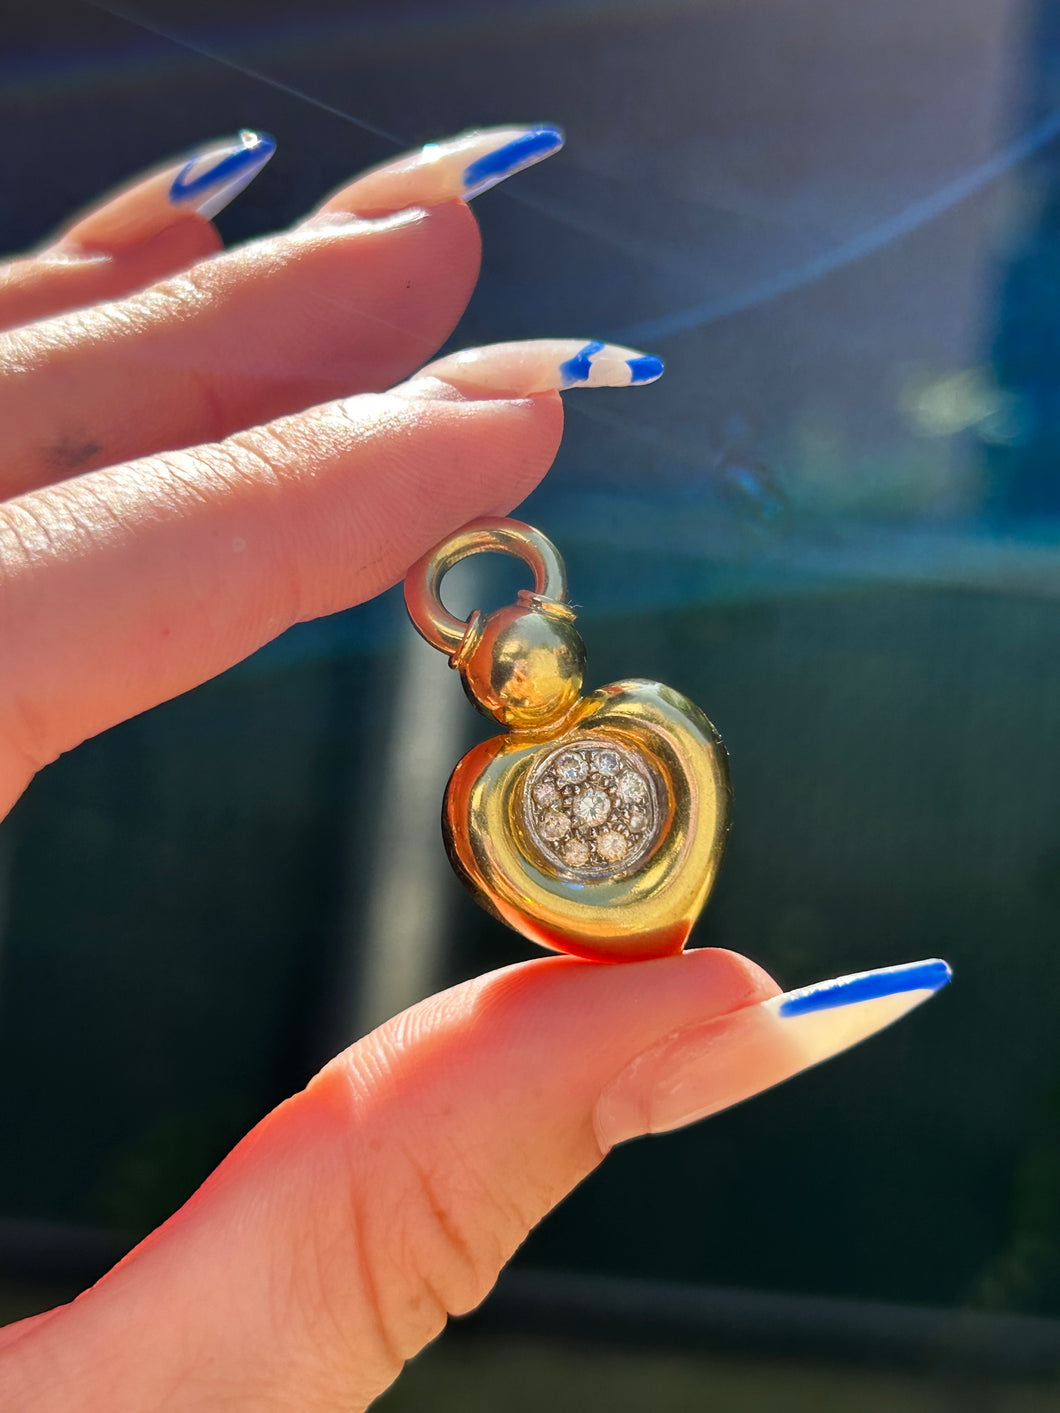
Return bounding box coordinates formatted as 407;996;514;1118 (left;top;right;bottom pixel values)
1;0;1060;1381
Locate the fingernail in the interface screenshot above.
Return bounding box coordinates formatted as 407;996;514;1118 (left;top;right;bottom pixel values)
594;959;952;1149
459;125;565;198
411;339;664;397
53;130;276;255
168;129;277;218
312;124;564;218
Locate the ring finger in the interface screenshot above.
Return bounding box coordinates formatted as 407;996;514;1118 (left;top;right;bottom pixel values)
0;130;275;333
0;335;662;806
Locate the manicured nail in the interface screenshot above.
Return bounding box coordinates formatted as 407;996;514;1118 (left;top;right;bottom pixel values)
413;339;664;396
459;125;565;198
168;129;276;218
594;959;952;1149
312;124;564;218
53;130;276;256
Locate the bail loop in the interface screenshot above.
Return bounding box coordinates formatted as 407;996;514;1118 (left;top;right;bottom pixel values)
404;517;569;657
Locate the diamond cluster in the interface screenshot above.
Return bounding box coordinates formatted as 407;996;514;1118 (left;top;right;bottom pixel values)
522;738;659;878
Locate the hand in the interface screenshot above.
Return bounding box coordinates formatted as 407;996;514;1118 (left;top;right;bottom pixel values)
0;126;951;1411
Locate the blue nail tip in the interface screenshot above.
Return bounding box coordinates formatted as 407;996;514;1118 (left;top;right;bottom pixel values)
778;959;952;1018
169;130;276;205
558;340;605;388
462;125;564;195
627;354;664;384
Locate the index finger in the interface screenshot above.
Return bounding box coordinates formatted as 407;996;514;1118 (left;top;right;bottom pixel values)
0;338;662;813
0;372;561;811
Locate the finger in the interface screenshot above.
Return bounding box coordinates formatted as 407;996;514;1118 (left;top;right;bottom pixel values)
0;201;482;501
0;338;661;807
0;122;568;503
312;123;564;217
0;955;950;1411
0;131;275;333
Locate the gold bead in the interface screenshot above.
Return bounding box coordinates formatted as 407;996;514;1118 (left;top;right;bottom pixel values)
456;600;586;729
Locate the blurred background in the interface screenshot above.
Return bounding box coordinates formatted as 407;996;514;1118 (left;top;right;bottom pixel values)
2;0;1060;1407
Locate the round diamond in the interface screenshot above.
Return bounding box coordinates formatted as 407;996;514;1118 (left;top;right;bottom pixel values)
617;771;648;803
523;736;660;879
573;788;611;826
555;752;588;784
563;838;590;867
596;830;629;862
538;811;571;842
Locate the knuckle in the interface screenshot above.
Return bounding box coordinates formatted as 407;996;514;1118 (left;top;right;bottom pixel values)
317;1050;531;1364
128;268;235;440
219;425;311;621
389;1139;526;1322
80;251;285;444
224;423;299;489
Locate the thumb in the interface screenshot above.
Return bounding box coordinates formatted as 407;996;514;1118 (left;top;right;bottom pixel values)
0;948;949;1412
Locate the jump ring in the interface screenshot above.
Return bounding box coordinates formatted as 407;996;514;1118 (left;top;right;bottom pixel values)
404;517;569;655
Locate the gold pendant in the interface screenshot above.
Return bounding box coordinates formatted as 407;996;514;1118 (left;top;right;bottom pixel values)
404;519;732;962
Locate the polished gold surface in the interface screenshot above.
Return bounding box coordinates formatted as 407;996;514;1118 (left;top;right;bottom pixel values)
405;518;568;656
453;599;586;729
404;517;732;962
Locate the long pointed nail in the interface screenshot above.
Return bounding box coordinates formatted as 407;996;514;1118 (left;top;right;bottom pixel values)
459;125;566;198
594;959;952;1148
412;339;664;396
53;130;276;256
312;125;564;218
168;129;276;218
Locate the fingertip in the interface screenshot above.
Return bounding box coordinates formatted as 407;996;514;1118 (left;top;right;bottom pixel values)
307;193;482;269
368;378;564;522
682;946;784;1008
439;947;779;1065
427;193;483;283
56;130;275;256
289;199;483;394
120;212;224;268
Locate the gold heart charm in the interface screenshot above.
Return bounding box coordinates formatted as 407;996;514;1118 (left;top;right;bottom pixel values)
405;519;732;963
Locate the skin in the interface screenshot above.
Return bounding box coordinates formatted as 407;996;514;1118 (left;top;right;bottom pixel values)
0;138;944;1411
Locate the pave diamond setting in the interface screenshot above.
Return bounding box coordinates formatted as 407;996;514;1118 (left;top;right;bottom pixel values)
521;737;662;879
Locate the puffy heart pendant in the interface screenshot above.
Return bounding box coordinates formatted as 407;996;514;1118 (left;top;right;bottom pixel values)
405;519;732;963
